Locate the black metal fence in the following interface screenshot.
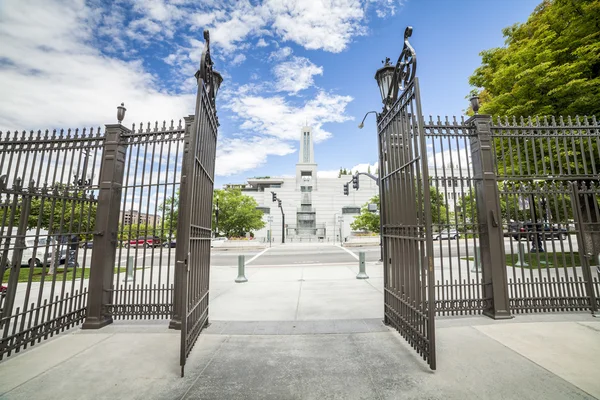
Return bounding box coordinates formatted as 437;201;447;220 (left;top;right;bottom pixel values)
0;128;102;359
421;114;600;317
107;121;185;319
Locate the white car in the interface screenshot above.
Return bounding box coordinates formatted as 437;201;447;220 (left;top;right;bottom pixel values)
434;229;460;240
210;237;229;248
2;229;66;267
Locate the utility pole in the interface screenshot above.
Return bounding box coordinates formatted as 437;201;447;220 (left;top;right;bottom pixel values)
267;215;273;247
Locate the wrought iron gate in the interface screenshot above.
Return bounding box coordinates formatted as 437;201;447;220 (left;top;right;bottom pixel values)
179;30;220;376
378;27;436;370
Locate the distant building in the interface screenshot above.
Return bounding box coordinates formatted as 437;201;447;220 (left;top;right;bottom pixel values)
120;210;161;227
226;126;380;243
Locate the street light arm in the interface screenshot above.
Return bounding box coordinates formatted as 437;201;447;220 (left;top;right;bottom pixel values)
358;111;379;129
353;172;380;186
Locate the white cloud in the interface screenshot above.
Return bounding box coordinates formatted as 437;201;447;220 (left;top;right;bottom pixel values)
267;0;366;53
273;57;323;94
256;38;269;47
0;0;195;130
269;46;293;61
318;162;378;178
216;137;295;176
226;91;353;142
369;0;405;18
231;54;247;66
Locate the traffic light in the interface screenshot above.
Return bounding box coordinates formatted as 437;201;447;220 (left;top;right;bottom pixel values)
343;183;349;196
352;174;359;190
277;199;282;208
271;191;277;202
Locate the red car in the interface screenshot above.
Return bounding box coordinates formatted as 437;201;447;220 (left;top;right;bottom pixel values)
125;236;161;248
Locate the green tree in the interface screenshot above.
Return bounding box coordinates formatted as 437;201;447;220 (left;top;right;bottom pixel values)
351;195;380;233
469;0;600;256
213;188;265;237
159;189;179;238
469;0;600;117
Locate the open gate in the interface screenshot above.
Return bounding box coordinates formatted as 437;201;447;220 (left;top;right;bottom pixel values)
178;30;220;376
378;27;436;369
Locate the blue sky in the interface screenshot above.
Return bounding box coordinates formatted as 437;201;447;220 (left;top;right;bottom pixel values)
0;0;541;188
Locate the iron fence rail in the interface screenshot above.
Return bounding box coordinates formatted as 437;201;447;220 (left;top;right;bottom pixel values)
0;128;102;359
491;116;600;314
107;120;185;319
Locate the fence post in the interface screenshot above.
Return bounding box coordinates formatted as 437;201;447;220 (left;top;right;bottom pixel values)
82;123;129;329
467;114;512;320
169;115;194;331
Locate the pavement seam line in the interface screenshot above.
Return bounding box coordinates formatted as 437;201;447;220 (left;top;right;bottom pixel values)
294;268;304;321
349;333;386;400
0;332;116;397
336;244;359;260
244;247;270;265
179;336;231;400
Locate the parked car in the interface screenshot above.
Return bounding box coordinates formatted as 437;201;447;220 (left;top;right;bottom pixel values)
125;236;162;248
163;239;176;248
523;222;568;240
2;229;66;268
211;237;229;248
434;229;459;240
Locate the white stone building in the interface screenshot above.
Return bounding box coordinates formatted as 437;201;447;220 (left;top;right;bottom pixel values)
228;126;380;243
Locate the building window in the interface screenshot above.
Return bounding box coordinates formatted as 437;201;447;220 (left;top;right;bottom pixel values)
342;207;361;214
256;207;270;214
303;132;310;162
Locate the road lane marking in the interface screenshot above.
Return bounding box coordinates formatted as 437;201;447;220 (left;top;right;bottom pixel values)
245;247;271;265
336;245;359;260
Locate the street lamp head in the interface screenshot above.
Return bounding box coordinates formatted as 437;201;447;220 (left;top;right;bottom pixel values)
469;95;480;115
374;57;395;106
358;122;364;129
117;103;127;124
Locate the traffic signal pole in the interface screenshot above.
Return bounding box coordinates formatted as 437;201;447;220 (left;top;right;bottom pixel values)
271;192;285;244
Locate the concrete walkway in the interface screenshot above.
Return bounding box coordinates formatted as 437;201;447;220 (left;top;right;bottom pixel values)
0;315;598;400
1;258;599;399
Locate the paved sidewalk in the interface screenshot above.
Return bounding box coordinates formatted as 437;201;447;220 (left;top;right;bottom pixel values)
0;315;598;400
1;259;599;400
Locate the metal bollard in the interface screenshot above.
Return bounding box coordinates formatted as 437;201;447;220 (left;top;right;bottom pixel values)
123;256;134;282
515;242;529;267
235;255;248;283
356;251;368;279
471;246;481;273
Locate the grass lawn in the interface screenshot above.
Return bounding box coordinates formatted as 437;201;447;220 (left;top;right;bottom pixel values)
463;252;598;269
3;266;142;284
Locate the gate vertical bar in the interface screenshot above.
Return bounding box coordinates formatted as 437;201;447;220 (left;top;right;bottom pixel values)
571;182;599;315
467;114;512;319
83;123;129;329
170;115;194;331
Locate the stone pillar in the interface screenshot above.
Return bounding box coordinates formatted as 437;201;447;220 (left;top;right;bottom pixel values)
82;124;129;329
467;114;512;320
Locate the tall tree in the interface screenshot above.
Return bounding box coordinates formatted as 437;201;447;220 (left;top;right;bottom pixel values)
469;0;600;257
469;0;600;117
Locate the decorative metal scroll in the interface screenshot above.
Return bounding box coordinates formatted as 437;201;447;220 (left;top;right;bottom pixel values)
196;30;216;108
385;26;417;109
